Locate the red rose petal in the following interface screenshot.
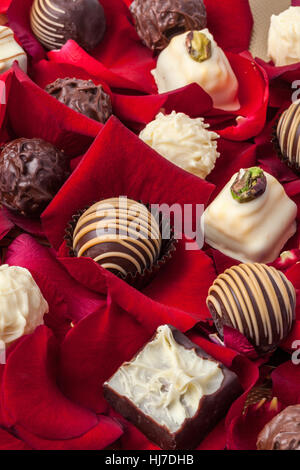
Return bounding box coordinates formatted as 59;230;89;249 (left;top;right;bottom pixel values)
2;326;101;439
15;415;123;450
227;399;283;450
272;361;300;406
0;1;11;14
0;208;14;240
0;429;31;450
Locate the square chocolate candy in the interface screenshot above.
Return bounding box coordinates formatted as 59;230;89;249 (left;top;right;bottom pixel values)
103;325;242;450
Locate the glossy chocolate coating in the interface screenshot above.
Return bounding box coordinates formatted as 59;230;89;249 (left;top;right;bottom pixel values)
72;198;162;278
130;0;207;51
207;263;296;354
45;78;112;124
257;405;300;450
0;138;70;217
277;100;300;173
104;325;242;450
30;0;106;51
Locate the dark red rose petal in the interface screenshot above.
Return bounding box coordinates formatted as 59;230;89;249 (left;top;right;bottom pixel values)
0;428;31;450
272;361;300;406
0;0;11;13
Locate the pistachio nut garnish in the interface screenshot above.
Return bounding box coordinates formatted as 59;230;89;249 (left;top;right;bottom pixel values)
230;167;267;203
185;31;212;63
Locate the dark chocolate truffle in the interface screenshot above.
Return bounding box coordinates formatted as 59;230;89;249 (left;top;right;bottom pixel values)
130;0;207;52
257;405;300;450
276;100;300;173
0;138;70;217
45;78;112;124
206;263;296;355
30;0;106;51
72;197;162;278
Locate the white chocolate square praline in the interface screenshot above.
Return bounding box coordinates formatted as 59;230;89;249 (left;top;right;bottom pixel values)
203;171;297;264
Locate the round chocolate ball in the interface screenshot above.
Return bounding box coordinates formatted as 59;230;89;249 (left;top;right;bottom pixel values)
30;0;106;51
130;0;207;52
257;405;300;450
206;263;296;354
72;197;162;278
45;78;112;124
0;138;70;217
276;99;300;173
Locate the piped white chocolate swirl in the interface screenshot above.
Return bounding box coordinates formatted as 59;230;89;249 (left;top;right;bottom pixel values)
73;198;162;277
207;263;296;352
277;100;300;169
0;26;27;73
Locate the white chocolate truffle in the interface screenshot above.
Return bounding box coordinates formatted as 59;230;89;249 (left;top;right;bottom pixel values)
203;169;297;264
139;112;220;179
268;7;300;67
152;29;240;111
0;26;27;74
0;265;48;345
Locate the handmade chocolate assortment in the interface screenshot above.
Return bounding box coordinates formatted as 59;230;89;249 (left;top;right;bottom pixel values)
0;0;299;452
257;405;300;450
207;263;296;354
104;325;242;450
203;168;297;264
72;198;162;278
130;0;207;52
0;138;70;217
45;78;112;123
152;29;240;111
30;0;106;51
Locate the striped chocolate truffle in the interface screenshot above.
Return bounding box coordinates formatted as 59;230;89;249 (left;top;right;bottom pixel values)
276;100;300;172
72;198;162;278
206;263;296;354
30;0;106;51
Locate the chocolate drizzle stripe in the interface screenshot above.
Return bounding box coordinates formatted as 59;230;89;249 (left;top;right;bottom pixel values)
278;270;296;329
95;251;143;273
207;276;241;331
263;266;289;338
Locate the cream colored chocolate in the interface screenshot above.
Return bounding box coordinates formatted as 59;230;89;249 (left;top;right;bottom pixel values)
152;29;240;111
0;26;27;73
203;171;297;263
268;7;300;66
105;325;224;433
207;263;295;352
73;198;162;277
277;99;300;168
139;112;220;179
0;265;48;345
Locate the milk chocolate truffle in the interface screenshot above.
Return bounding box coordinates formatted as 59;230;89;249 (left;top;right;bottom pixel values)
152;29;240;111
203;168;297;264
45;78;112;124
0;138;70;217
130;0;207;52
0;265;48;345
0;26;27;74
30;0;106;51
257;405;300;450
72;197;162;278
206;263;296;354
276;100;300;173
139;111;219;179
268;7;300;67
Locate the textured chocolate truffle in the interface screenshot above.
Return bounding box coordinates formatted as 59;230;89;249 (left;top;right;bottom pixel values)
206;263;296;354
45;78;112;124
73;197;162;278
130;0;207;51
30;0;106;51
257;405;300;450
0;138;70;217
276;100;300;173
